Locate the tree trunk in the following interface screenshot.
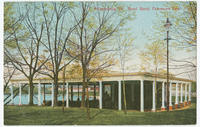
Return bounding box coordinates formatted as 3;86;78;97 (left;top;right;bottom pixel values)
86;82;90;119
81;65;90;119
81;66;86;108
29;77;34;105
78;84;80;101
71;85;73;102
43;84;46;105
94;84;96;101
155;77;157;112
81;85;86;107
62;82;65;112
62;66;66;112
122;80;127;114
54;76;58;106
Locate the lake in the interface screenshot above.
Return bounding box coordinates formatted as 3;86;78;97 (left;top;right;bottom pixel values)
4;94;95;105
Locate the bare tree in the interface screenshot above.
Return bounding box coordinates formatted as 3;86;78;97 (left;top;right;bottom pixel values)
152;2;197;79
39;2;79;106
139;40;166;111
117;36;134;114
5;3;49;105
69;2;134;119
4;62;16;92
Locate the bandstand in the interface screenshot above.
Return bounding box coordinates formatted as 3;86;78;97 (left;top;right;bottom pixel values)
6;72;193;112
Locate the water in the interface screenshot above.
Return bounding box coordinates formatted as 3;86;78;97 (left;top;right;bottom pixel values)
4;94;95;105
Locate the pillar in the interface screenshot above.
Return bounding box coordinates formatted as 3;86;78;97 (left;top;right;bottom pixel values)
184;83;188;106
188;83;191;104
66;82;69;108
118;80;121;110
38;82;41;106
175;82;179;109
10;85;14;105
19;83;22;105
161;82;165;111
51;83;54;107
180;83;183;107
99;81;102;109
140;80;144;112
152;81;156;111
169;82;173;110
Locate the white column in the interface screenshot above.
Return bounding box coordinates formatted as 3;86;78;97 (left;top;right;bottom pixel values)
161;82;165;109
28;85;30;104
38;82;41;106
99;81;102;109
185;83;188;102
66;82;69;107
175;82;179;105
140;80;144;112
19;83;22;105
118;80;122;110
152;81;156;111
51;83;54;107
169;82;172;106
180;83;183;103
189;83;191;102
10;85;14;105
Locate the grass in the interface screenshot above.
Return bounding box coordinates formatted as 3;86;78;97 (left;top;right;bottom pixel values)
4;103;196;125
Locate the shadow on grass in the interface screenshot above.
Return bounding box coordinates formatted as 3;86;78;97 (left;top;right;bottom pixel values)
90;109;105;120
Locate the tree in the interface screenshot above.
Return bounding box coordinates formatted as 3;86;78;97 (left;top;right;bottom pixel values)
38;2;79;106
117;35;134;114
139;40;166;111
152;1;196;78
4;2;25;47
69;2;135;119
3;62;16;92
4;3;49;105
4;3;25;92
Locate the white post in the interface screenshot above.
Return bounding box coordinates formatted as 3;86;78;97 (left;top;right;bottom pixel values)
118;80;122;110
140;80;144;112
66;82;69;107
38;82;41;106
180;83;183;104
52;83;54;107
161;82;165;110
175;82;179;108
10;85;14;105
169;82;172;107
185;83;188;104
189;83;191;104
19;83;22;105
152;81;156;111
99;81;102;109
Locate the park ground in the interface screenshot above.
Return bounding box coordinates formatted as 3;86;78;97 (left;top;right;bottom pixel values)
4;103;196;125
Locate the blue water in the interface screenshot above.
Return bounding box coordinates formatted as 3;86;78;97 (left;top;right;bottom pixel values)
4;94;95;105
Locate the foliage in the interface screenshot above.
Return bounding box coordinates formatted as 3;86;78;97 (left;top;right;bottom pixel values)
139;40;166;73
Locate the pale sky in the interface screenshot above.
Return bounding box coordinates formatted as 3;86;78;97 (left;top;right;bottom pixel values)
2;1;197;80
109;1;196;80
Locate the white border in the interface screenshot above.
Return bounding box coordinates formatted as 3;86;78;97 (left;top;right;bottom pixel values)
0;0;199;127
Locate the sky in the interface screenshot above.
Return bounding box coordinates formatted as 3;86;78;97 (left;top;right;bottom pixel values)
108;1;196;80
2;1;197;80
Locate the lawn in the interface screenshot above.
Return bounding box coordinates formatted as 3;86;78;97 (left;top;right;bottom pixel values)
4;103;196;125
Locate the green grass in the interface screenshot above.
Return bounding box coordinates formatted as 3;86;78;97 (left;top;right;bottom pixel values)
4;103;196;125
